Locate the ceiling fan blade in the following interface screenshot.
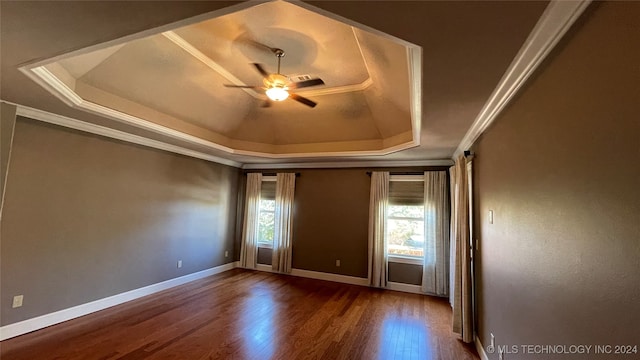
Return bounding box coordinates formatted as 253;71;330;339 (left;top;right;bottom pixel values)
252;63;270;78
223;84;262;88
236;29;280;55
244;38;280;55
290;78;325;89
289;93;317;108
262;99;272;108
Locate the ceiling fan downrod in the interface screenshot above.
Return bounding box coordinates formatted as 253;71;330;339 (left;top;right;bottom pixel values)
274;48;285;74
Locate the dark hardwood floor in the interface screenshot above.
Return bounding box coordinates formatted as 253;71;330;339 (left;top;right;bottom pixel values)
0;269;479;360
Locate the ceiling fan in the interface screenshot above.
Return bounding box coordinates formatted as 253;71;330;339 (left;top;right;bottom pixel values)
224;47;325;108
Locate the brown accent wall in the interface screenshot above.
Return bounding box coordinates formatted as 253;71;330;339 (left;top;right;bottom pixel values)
1;102;17;212
291;169;371;277
242;167;447;281
1;118;240;326
473;2;640;357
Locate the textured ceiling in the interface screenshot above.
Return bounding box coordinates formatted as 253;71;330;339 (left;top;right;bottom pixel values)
0;0;550;165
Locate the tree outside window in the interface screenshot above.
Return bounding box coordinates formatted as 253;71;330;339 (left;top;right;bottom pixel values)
258;199;275;244
387;204;424;257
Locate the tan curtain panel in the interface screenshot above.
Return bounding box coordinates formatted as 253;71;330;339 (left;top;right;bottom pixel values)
368;171;390;288
240;173;262;269
422;171;450;296
450;156;473;343
272;173;296;273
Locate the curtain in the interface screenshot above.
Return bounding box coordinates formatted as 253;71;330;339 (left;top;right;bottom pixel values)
450;156;473;343
422;171;450;296
368;171;389;288
240;173;262;269
272;173;296;273
449;166;457;307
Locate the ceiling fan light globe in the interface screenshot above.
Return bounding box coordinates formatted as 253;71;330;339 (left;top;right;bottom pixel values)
266;87;289;101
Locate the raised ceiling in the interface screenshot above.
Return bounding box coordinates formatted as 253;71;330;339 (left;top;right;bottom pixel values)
23;1;420;158
1;0;573;167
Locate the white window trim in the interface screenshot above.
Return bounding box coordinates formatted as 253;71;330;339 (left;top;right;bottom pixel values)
388;215;423;221
389;174;424;182
388;254;423;266
257;241;273;249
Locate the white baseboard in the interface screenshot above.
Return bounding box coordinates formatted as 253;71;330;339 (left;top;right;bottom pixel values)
387;281;423;294
290;268;369;286
253;264;369;286
475;336;490;360
0;261;238;341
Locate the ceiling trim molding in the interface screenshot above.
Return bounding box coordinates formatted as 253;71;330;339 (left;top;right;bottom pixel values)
10;103;242;168
232;138;419;159
161;31;262;99
27;67;82;107
408;46;422;148
21;63;421;159
162;30;373;98
294;78;372;96
241;159;453;170
453;0;591;159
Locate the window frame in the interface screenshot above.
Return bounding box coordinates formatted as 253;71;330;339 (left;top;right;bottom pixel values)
387;175;425;265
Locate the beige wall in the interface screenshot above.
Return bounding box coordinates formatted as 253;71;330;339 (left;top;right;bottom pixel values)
246;167;446;281
473;2;640;358
1;118;240;325
292;169;371;277
1;102;17;216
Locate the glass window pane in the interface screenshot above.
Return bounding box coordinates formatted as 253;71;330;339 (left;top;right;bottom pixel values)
258;200;275;243
387;205;424;257
260;199;275;212
388;205;424;219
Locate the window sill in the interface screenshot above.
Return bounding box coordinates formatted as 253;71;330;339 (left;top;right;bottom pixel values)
388;255;423;266
257;242;273;249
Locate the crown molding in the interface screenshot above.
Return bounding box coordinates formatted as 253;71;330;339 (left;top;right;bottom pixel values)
10;103;242;168
453;0;591;159
241;159;453;170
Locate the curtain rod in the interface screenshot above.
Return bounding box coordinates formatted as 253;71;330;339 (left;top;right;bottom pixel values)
366;171;424;176
244;171;301;177
464;150;475;160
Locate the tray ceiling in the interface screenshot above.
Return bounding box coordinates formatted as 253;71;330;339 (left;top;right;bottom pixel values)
23;0;420;158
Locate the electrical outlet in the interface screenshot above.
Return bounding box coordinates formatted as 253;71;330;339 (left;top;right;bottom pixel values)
12;295;24;308
225;251;229;258
177;260;182;268
336;259;341;267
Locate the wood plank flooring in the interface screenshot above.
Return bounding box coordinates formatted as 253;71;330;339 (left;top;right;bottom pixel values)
0;269;479;360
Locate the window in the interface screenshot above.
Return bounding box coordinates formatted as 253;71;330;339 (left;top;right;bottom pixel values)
258;199;275;246
387;204;424;258
258;178;276;248
387;177;425;263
